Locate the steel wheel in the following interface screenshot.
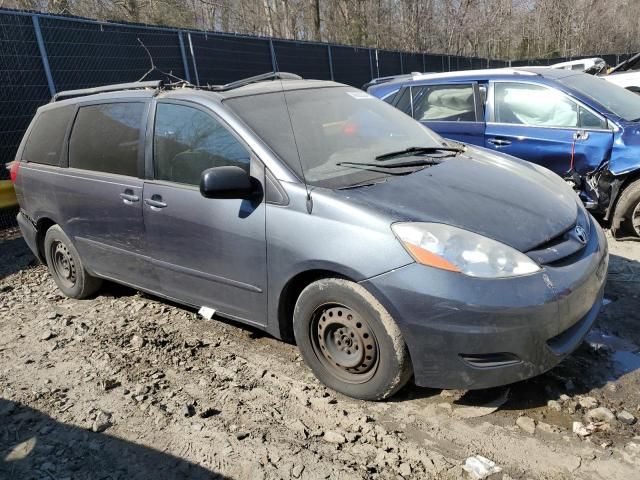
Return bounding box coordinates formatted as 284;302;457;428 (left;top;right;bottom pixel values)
311;304;379;384
50;240;76;289
632;201;640;237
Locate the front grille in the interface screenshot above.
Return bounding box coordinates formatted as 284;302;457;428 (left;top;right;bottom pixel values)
526;208;591;265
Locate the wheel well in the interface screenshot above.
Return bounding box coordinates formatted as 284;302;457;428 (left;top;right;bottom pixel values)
35;218;56;262
278;269;349;342
610;170;640;235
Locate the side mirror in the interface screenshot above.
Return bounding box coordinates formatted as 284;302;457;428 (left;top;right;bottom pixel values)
200;166;253;199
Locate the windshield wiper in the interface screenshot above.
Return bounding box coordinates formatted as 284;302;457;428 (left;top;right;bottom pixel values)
335;158;443;175
375;145;464;161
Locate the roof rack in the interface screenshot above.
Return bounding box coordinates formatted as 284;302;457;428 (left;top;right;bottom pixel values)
208;72;302;92
51;80;163;102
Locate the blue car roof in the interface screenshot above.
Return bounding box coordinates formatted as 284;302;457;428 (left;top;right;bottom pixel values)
369;67;579;88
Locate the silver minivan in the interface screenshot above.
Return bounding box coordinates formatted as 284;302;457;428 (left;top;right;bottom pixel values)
10;74;607;400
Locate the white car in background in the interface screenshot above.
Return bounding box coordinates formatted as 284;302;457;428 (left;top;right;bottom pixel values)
551;58;606;72
551;55;640;94
602;53;640;94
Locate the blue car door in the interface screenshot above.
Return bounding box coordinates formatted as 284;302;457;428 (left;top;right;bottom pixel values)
390;82;485;145
485;81;614;178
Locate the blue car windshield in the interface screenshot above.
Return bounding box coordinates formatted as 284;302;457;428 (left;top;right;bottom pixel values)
225;86;447;188
559;73;640;122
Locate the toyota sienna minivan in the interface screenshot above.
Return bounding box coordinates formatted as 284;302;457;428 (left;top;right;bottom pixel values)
10;73;608;400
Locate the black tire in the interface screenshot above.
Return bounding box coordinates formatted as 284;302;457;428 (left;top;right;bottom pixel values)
293;278;412;400
44;225;102;299
612;179;640;238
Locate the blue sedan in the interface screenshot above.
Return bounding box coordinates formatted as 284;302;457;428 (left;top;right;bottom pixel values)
367;68;640;238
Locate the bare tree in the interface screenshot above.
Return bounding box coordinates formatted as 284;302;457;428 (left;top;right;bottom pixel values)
3;0;639;60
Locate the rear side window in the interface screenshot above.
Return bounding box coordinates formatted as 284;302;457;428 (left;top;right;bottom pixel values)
381;89;399;105
153;103;250;186
411;84;476;122
69;102;145;176
23;106;74;166
391;88;412;115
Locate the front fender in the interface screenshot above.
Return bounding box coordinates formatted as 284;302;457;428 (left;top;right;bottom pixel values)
609;124;640;175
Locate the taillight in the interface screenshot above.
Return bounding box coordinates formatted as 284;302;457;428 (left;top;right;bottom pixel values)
8;161;20;184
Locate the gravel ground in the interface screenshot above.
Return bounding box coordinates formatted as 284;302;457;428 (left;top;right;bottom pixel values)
1;227;639;480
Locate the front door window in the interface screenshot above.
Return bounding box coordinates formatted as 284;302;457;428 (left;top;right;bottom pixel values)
153;103;250;186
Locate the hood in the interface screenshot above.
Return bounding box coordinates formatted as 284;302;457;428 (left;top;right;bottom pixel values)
338;147;579;252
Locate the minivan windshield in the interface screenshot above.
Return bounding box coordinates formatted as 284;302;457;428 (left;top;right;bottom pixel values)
225;86;450;188
559;73;640;122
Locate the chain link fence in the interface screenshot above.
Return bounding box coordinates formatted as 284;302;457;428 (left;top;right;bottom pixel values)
0;8;509;230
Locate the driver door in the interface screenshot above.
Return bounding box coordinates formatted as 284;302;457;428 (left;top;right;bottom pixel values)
142;100;267;326
485;81;614;177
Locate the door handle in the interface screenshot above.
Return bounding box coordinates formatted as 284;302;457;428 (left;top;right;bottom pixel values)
488;138;511;147
145;197;167;209
573;130;589;141
120;191;139;204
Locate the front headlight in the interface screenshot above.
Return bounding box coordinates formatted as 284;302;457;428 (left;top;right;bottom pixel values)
392;222;541;278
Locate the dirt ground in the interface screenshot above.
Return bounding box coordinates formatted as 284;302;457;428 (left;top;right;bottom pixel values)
1;227;639;480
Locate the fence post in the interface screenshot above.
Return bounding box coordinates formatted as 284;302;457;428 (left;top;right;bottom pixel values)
399;52;404;74
368;49;374;79
269;39;278;72
177;31;191;83
375;49;380;78
327;45;334;80
32;14;56;96
422;53;426;72
186;33;200;86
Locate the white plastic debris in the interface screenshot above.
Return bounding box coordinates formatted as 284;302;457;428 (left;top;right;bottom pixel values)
572;421;593;437
602;297;612;306
462;455;502;479
198;306;216;320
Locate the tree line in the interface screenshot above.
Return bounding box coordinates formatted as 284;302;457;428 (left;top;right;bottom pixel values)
3;0;640;61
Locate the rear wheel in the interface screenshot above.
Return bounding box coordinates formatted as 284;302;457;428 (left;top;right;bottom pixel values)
613;179;640;238
44;225;102;299
293;278;412;400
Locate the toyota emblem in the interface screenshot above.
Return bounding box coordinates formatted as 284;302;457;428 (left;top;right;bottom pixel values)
575;225;588;245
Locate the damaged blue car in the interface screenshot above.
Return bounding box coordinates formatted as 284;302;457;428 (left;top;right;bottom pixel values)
368;68;640;238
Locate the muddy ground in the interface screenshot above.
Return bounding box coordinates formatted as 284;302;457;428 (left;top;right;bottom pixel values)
1;227;639;480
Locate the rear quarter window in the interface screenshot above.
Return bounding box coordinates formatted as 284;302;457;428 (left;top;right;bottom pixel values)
68;102;145;177
23;106;74;166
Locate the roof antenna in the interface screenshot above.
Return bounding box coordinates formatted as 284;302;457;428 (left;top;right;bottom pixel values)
137;38;190;85
277;76;313;214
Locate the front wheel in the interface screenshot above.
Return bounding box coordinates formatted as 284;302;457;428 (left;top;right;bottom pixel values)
293;278;412;400
612;179;640;238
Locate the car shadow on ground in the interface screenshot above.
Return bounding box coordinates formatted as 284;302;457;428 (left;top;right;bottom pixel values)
0;398;226;479
0;233;38;279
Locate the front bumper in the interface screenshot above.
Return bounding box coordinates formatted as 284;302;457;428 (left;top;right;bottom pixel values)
361;217;608;390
